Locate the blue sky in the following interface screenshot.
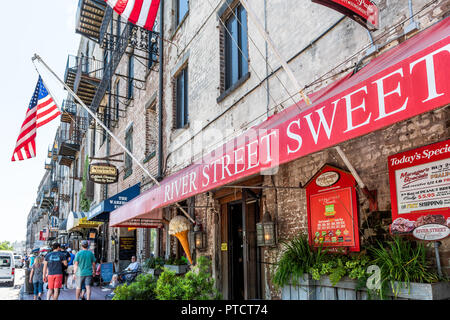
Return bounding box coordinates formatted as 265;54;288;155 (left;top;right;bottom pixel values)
0;1;80;242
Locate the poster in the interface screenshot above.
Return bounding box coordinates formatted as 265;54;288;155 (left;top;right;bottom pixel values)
305;165;360;251
119;237;136;260
310;188;356;248
388;139;450;237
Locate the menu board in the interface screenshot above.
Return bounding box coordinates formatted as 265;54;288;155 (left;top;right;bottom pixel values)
305;165;360;252
101;262;114;283
388;140;450;237
310;188;356;247
119;237;136;260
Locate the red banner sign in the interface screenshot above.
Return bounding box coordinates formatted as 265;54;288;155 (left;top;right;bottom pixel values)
305;165;360;251
312;0;379;29
110;17;450;227
388;139;450;237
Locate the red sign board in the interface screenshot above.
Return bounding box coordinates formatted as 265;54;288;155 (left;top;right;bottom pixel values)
388;139;450;237
305;165;360;252
312;0;379;29
110;17;450;227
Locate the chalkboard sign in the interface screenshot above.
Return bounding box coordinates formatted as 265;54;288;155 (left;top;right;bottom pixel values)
119;237;136;260
101;262;114;283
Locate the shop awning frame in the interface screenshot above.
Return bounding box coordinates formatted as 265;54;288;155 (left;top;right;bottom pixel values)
110;16;450;228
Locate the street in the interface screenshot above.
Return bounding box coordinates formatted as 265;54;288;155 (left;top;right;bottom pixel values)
0;268;24;300
0;268;114;300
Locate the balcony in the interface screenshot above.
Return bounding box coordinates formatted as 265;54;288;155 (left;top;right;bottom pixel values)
75;0;107;42
64;55;103;107
57;117;88;167
61;99;78;123
44;158;53;171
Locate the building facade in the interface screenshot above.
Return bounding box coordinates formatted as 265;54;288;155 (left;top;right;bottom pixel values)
26;0;449;300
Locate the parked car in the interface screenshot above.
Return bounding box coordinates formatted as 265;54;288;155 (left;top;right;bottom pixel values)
13;255;23;268
0;251;15;287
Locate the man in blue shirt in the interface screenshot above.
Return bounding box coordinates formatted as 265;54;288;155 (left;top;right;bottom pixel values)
43;243;67;300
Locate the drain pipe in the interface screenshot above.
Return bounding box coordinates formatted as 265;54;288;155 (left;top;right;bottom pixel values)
157;0;164;181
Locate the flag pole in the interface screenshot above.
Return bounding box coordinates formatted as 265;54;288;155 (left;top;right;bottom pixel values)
239;1;368;191
32;54;196;224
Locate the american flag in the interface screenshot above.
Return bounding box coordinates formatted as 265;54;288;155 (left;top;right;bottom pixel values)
11;76;61;161
105;0;160;31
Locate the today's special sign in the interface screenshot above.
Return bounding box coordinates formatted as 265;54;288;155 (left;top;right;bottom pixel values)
388;139;450;238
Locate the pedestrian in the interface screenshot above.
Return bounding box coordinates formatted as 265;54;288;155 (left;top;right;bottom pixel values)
29;255;44;300
66;248;76;288
60;245;71;290
43;242;68;300
73;240;96;300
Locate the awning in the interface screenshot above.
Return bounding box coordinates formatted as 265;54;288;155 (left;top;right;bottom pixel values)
110;16;450;228
66;211;85;231
75;217;103;229
67;211;102;231
87;183;141;222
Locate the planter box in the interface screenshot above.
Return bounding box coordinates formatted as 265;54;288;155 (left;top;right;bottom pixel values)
163;264;190;274
281;274;450;300
146;268;163;277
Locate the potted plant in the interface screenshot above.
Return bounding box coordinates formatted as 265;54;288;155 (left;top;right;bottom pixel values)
164;256;190;275
274;234;449;300
143;256;165;277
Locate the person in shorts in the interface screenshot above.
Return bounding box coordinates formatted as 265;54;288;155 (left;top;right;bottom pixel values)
73;240;96;300
43;243;68;300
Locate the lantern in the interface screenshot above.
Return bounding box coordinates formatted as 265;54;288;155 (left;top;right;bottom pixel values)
256;201;276;247
194;224;207;250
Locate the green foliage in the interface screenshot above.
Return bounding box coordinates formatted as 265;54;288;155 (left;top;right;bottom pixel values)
112;273;157;300
0;241;13;251
155;269;184;300
308;253;370;286
272;234;324;288
79;155;91;212
155;256;221;300
369;236;440;298
165;255;189;265
143;256;165;271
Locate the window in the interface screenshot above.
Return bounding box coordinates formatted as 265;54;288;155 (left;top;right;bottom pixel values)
127;55;134;99
176;0;189;27
175;67;188;129
124;125;133;178
224;4;248;91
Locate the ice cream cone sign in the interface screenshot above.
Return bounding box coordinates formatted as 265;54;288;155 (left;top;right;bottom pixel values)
169;215;193;264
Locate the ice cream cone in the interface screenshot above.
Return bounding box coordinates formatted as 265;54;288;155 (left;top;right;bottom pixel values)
174;230;192;265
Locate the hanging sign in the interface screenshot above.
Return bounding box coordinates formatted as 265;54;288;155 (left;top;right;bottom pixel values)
312;0;379;30
305;165;360;252
89;163;118;184
388;139;450;236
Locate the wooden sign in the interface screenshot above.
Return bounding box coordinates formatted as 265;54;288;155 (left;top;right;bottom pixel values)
89;163;118;184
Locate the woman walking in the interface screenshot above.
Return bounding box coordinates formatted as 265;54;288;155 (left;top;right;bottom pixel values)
29;255;44;300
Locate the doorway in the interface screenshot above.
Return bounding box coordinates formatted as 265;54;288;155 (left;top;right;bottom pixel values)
227;192;261;300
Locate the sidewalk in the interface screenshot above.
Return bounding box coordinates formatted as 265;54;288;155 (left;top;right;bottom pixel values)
20;284;114;300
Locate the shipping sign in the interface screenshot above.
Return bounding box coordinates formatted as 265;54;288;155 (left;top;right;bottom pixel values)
388;139;450;238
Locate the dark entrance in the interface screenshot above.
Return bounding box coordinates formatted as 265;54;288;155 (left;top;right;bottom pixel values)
228;202;244;300
227;190;261;300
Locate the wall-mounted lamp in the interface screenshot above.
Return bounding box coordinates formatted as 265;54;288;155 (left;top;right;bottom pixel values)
194;224;207;251
256;201;276;247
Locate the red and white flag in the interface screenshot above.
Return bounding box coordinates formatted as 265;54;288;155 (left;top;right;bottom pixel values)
11;76;60;161
104;0;160;31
